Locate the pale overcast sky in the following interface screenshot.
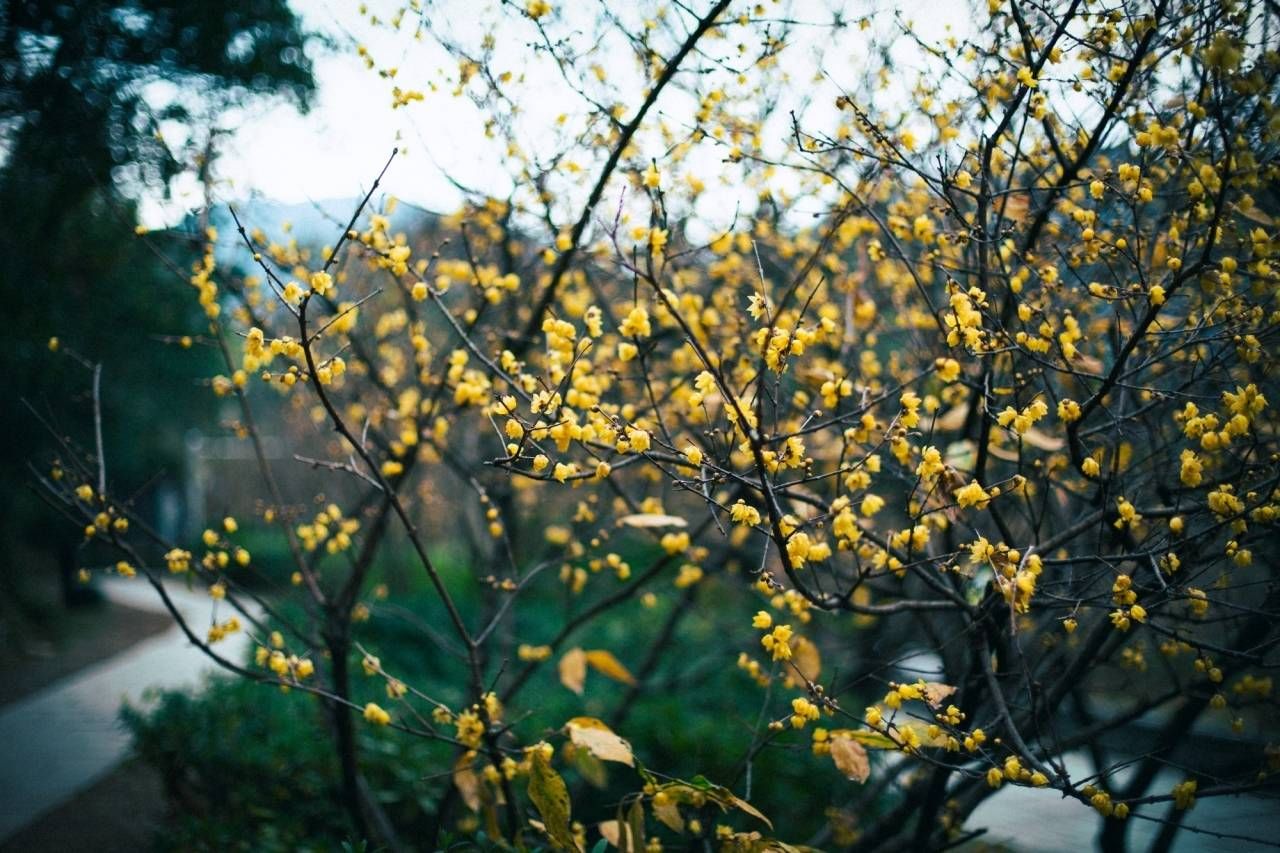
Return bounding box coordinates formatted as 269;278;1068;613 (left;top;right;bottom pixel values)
143;0;972;228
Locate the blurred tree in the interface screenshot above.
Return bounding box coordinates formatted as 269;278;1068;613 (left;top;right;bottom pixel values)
0;0;316;608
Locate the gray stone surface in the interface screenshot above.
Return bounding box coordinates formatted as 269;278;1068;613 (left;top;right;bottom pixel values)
0;578;254;841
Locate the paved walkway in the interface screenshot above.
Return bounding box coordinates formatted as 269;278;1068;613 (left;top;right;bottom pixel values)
0;579;255;841
966;749;1280;851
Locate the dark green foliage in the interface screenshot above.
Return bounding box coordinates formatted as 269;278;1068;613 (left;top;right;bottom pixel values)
125;549;844;849
1;0;314;205
0;0;316;598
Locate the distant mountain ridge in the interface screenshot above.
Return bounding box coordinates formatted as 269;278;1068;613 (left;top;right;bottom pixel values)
208;196;440;264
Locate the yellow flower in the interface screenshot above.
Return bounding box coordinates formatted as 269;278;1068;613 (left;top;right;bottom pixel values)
760;625;793;661
790;697;820;728
1172;779;1197;810
620;305;651;338
363;702;391;726
643;161;661;189
953;481;991;509
309;270;334;296
730;501;761;526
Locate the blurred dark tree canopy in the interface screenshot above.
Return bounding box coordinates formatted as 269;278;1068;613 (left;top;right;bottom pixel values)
0;0;314;206
0;0;316;601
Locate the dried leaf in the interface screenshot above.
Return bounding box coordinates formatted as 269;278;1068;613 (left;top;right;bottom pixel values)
830;736;870;783
598;820;621;848
453;754;482;812
559;647;587;695
783;636;821;689
987;440;1020;462
528;749;579;852
567;717;635;766
1075;353;1105;374
1020;427;1064;451
626;799;646;853
1239;205;1275;226
652;797;684;832
618;513;688;528
922;682;957;709
997;191;1030;223
934;404;969;432
585;649;637;685
658;777;772;829
725;793;773;829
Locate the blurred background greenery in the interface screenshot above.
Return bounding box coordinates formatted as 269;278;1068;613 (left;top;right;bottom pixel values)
1;0;314;637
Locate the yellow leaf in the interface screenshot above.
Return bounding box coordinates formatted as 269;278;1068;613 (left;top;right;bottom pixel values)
559;647;586;694
841;728;898;750
566;717;635;766
652;797;684;832
453;754;482;812
726;793;773;830
598;820;622;849
585;649;637;685
783;636;821;689
1075;353;1105;374
1020;427;1064;451
1239;206;1275;226
997;191;1030;223
528;749;579;852
618;513;687;528
987;439;1020;462
934;404;969;432
830;736;870;783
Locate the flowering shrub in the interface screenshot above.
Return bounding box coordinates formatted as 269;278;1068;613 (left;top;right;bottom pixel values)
39;0;1280;850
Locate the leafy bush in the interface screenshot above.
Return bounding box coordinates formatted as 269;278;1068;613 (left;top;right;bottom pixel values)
38;0;1280;850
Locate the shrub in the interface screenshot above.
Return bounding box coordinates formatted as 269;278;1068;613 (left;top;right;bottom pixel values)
38;0;1280;850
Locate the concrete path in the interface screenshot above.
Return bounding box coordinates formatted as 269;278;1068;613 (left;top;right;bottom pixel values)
0;578;255;842
967;750;1280;851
